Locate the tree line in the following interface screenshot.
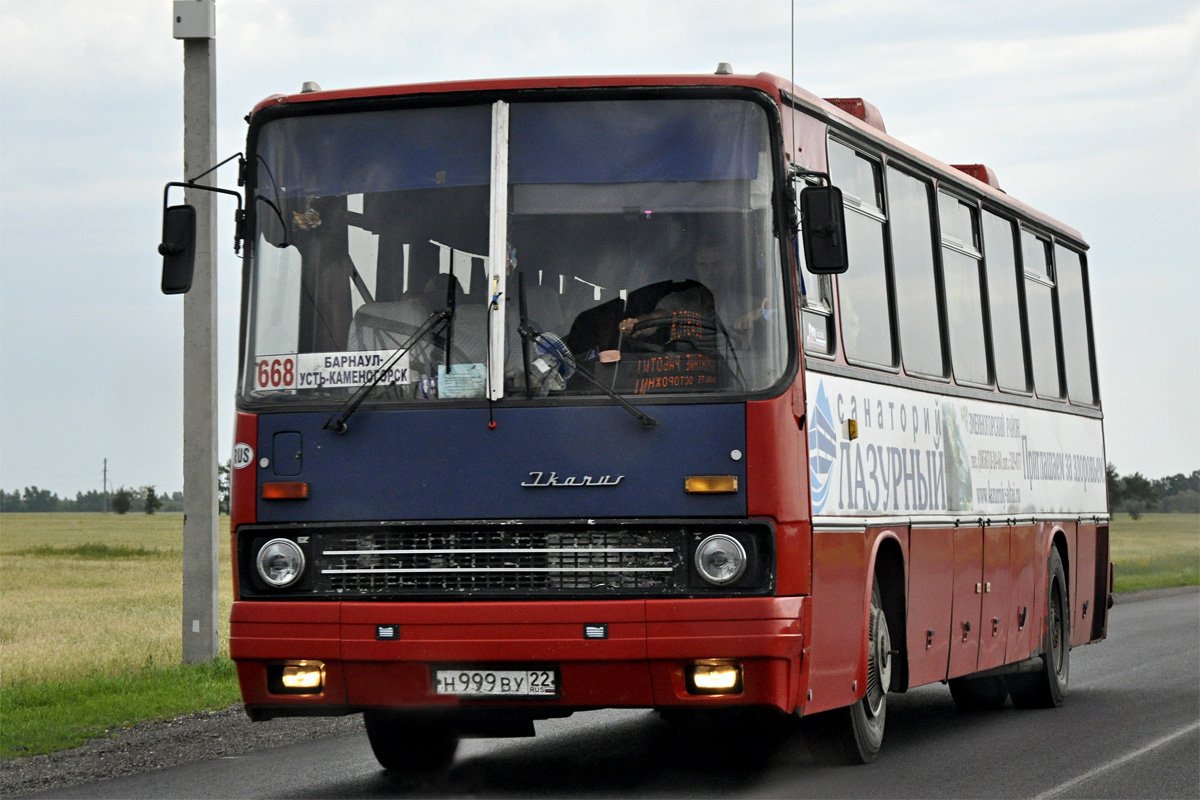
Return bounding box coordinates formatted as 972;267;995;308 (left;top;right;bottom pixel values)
3;464;1194;518
1;463;232;515
1106;465;1200;519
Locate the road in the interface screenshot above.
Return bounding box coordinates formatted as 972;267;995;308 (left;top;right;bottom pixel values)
31;591;1199;799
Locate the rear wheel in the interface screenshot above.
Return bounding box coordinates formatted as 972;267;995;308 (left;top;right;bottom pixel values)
948;675;1009;710
1006;548;1070;708
806;578;891;764
363;710;459;778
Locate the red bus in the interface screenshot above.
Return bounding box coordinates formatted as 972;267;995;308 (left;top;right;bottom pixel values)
161;68;1111;769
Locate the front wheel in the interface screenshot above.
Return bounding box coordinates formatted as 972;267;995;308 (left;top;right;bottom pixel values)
1006;548;1070;708
806;578;891;764
363;710;459;778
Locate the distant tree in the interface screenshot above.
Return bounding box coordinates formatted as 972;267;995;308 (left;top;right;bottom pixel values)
3;490;20;511
112;487;132;515
1162;490;1200;514
74;490;106;512
1106;463;1123;510
1121;472;1159;520
218;459;231;515
144;485;161;515
0;489;22;512
22;486;59;512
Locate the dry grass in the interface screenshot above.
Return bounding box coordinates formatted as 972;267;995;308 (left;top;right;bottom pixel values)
0;513;232;685
1108;512;1200;592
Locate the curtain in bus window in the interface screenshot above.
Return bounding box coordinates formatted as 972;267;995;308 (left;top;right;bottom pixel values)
509;100;761;185
255;106;491;198
982;212;1027;392
1054;244;1096;405
886;167;944;377
1021;231;1061;399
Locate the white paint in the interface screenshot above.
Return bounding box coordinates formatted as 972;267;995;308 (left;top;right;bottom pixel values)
1033;721;1200;800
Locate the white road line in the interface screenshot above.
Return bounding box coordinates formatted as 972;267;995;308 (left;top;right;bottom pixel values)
1034;721;1200;799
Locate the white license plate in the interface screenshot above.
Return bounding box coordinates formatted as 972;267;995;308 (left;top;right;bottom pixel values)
433;667;558;697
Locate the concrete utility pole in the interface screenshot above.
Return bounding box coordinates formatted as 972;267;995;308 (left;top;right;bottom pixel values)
174;0;220;664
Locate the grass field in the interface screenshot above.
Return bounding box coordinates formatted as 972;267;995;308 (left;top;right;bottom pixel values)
1108;512;1200;592
0;511;1196;758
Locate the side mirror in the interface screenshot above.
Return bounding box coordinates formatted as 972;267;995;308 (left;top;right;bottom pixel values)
159;204;197;294
800;185;849;275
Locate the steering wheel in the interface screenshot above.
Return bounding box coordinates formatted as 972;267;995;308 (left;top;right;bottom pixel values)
626;310;721;352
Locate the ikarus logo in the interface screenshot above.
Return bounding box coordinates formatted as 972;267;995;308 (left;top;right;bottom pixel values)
808;381;838;512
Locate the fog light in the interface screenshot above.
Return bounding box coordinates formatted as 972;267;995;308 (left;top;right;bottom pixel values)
686;662;743;695
280;661;324;691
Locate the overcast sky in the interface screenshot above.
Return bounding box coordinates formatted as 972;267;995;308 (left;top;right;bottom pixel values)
1;0;1197;497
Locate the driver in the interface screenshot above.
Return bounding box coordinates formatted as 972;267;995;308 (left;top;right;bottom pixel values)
565;245;722;359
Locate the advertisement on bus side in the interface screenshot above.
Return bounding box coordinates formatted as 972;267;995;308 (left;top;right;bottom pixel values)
807;373;1106;517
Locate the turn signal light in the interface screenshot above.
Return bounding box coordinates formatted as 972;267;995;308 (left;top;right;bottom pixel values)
684;476;738;494
262;482;309;500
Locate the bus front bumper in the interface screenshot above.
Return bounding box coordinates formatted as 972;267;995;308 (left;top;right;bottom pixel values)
231;596;806;719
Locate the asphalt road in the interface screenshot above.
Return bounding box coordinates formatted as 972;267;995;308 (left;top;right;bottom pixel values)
32;591;1200;799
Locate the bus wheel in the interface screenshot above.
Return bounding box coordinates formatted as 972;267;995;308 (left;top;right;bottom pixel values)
948;675;1009;710
363;710;459;778
1006;548;1069;709
807;579;891;764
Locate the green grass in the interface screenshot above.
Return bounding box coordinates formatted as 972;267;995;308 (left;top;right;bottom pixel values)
1109;512;1200;593
1;659;240;757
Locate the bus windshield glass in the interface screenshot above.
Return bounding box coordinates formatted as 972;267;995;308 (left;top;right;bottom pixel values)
242;97;786;405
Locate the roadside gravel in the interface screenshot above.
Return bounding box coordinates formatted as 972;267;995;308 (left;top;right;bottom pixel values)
0;706;363;798
2;587;1194;797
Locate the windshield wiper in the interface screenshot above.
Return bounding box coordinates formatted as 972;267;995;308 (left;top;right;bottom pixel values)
323;276;457;434
516;274;657;430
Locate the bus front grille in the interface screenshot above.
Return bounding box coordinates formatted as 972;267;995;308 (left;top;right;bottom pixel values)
316;527;684;596
237;519;774;600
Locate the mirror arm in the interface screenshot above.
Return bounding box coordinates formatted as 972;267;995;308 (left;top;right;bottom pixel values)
162;179;245;256
789;166;832;186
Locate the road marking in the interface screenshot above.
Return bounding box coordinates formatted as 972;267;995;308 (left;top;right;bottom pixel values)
1034;721;1200;799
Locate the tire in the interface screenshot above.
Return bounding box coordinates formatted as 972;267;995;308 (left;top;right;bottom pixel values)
948;675;1009;710
363;710;459;777
1006;548;1070;709
806;578;892;764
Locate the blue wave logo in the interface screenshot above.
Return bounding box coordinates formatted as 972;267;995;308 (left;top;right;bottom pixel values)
808;381;837;513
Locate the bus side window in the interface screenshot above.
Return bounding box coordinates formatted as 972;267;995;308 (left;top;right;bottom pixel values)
886;166;944;378
981;211;1029;393
1054;244;1097;405
828;140;893;369
1020;230;1063;400
938;192;988;386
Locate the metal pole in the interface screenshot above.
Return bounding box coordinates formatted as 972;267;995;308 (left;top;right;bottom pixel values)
177;1;219;664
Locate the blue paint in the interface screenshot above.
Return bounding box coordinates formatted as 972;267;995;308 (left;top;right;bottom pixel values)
256;404;746;522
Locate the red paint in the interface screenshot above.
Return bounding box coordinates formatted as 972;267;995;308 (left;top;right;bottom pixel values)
235;598;807;717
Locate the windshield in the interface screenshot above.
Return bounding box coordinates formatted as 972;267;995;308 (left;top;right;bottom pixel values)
242;97;787;406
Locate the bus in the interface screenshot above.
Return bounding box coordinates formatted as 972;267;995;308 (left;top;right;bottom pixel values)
160;68;1111;769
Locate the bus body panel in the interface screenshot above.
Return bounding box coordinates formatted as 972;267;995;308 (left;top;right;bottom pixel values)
978;525;1013;672
231;596;807;716
948;526;985;678
253;405;747;523
905;527;954;687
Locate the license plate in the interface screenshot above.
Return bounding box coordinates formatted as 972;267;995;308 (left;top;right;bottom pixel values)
433;667;558;697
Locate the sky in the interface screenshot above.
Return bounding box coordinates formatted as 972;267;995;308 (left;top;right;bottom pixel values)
0;0;1197;498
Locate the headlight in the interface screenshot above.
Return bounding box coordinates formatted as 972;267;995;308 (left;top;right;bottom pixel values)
694;534;746;585
256;538;305;588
